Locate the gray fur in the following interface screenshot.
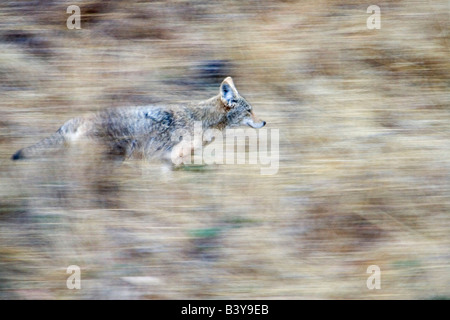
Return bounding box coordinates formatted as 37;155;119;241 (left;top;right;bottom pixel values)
12;77;266;162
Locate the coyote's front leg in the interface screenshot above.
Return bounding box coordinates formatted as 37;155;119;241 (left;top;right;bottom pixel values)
168;137;204;167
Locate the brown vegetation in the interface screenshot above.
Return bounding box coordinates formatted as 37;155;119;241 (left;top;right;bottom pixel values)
0;0;448;299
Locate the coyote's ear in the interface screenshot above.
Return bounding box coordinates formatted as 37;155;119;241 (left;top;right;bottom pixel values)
220;77;239;107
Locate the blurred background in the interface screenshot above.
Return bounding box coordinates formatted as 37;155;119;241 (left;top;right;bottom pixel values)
0;0;449;299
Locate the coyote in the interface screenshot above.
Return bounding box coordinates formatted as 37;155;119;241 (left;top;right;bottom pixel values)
12;77;266;164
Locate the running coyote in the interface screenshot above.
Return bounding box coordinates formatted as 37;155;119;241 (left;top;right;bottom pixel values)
12;77;266;164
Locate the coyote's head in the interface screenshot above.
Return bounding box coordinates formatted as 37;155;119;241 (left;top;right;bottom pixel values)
220;77;266;129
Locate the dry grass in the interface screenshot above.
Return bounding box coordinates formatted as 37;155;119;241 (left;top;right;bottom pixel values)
0;0;449;299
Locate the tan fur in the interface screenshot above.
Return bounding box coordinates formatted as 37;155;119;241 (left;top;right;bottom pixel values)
12;77;266;163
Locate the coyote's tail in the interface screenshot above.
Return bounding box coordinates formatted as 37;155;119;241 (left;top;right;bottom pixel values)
11;130;66;160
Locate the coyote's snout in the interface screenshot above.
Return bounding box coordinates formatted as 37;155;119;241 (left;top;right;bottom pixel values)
12;77;266;164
